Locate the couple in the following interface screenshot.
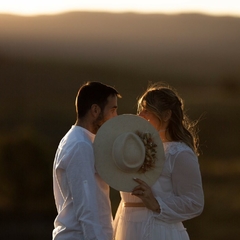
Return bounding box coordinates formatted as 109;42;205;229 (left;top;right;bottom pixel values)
52;81;204;240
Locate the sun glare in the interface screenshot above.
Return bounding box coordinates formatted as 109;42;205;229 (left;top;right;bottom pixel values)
0;1;70;15
0;0;240;16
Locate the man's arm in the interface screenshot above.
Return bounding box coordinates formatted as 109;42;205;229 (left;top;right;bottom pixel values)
67;142;108;240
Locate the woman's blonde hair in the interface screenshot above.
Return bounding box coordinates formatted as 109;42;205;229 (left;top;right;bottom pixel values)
137;82;199;155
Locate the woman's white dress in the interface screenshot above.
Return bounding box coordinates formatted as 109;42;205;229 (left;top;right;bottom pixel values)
113;142;204;240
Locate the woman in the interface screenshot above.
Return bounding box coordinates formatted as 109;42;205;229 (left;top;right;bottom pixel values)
113;83;204;240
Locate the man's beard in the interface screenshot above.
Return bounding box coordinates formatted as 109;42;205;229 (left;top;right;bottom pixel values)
92;112;105;134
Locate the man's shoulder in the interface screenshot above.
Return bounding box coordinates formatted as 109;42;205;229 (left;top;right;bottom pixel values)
54;128;93;168
61;128;89;146
59;126;95;152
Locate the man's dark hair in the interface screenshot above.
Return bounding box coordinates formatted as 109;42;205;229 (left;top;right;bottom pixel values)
75;81;121;118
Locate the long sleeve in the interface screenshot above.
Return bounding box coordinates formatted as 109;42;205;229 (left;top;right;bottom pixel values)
66;142;110;240
155;150;204;223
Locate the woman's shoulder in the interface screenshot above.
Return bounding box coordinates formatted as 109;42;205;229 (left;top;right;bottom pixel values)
163;141;194;156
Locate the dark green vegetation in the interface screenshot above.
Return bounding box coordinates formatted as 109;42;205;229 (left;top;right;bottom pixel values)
0;12;240;239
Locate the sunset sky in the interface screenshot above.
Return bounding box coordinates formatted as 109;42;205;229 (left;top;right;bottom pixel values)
0;1;240;17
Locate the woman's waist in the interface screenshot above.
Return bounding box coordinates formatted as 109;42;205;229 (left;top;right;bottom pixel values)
119;210;184;230
119;202;184;229
120;192;143;203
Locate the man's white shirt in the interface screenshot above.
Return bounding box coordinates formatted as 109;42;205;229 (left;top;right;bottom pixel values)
53;126;113;240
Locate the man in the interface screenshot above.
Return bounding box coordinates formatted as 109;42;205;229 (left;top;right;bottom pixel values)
52;81;121;240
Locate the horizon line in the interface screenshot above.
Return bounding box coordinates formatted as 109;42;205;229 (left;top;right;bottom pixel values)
0;9;240;18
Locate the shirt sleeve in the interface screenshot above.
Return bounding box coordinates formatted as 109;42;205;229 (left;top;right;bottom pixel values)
155;150;204;223
66;142;109;240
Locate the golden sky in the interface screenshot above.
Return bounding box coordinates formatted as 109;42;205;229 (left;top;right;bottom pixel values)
0;1;240;17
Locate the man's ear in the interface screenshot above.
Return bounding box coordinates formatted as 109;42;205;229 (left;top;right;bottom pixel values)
91;104;101;117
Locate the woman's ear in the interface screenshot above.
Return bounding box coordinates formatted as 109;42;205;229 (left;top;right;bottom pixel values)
163;110;172;122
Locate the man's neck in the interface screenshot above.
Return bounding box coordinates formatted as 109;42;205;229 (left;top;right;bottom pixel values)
75;119;96;134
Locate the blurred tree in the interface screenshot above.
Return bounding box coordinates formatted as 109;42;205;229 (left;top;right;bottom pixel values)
0;128;54;214
221;76;240;95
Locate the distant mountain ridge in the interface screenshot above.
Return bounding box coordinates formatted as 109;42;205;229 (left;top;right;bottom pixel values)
1;12;240;82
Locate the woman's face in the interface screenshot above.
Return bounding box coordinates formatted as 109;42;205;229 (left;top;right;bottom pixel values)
138;108;162;131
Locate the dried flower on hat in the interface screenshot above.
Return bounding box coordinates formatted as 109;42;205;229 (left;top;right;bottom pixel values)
136;131;157;173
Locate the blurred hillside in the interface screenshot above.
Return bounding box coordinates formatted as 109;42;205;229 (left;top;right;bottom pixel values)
0;12;240;240
1;12;240;83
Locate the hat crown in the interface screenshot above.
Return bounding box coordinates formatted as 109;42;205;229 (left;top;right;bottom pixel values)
112;132;145;173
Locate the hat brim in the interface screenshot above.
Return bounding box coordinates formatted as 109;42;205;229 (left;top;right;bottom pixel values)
93;114;165;192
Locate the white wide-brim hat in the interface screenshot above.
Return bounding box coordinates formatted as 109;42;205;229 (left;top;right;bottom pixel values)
93;114;165;192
